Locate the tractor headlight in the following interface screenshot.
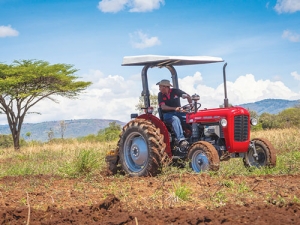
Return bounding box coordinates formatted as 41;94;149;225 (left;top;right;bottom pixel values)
220;118;227;127
250;118;258;126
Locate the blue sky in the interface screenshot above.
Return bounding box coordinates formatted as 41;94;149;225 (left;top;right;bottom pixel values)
0;0;300;124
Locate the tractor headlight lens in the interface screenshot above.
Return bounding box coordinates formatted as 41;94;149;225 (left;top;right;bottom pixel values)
250;118;258;126
220;118;227;127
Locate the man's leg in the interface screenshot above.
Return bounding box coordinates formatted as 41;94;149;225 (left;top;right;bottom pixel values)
163;113;186;143
174;112;192;136
171;116;185;142
173;112;189;152
164;112;188;152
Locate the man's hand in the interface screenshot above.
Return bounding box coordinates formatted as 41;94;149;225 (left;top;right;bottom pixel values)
175;107;181;112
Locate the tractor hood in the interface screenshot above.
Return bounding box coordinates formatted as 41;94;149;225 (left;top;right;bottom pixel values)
122;55;224;67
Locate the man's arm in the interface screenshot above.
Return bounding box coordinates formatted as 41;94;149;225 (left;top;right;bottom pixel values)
182;94;192;104
161;104;180;111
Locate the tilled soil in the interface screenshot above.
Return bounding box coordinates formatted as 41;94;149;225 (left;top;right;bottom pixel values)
0;174;299;224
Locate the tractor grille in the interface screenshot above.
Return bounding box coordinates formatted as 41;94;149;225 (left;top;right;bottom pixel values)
234;115;249;142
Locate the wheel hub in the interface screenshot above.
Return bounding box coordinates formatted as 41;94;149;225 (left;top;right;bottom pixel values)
129;136;148;167
192;151;209;172
248;147;266;167
132;146;139;157
197;158;203;164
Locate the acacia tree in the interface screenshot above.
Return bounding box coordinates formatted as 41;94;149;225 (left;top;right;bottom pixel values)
0;60;91;150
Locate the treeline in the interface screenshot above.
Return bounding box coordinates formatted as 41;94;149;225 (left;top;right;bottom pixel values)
251;107;300;130
77;122;121;142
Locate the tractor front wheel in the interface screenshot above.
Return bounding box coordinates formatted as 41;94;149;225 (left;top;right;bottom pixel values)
187;141;220;173
119;119;166;177
243;138;276;168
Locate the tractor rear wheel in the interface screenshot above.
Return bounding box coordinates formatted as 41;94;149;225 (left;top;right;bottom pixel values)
187;141;220;172
119;118;167;177
243;138;276;168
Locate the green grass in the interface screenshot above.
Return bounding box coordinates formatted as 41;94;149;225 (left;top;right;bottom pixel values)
59;149;102;177
173;182;191;201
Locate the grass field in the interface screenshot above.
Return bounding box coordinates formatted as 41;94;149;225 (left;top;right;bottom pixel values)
0;128;299;178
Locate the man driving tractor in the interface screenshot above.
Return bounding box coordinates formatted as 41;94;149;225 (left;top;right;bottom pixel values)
157;79;192;152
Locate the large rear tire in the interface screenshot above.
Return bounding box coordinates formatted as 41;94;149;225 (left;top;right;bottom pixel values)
119;119;167;177
187;141;220;173
243;138;276;168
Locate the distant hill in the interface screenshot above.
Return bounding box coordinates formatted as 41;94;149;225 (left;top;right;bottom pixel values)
0;119;125;142
239;99;300;115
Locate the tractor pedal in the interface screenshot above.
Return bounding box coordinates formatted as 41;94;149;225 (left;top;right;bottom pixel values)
179;140;189;153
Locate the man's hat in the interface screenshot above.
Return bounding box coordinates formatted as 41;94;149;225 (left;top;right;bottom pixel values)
156;79;173;87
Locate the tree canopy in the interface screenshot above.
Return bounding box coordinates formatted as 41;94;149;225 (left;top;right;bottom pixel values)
0;59;91;150
258;108;300;130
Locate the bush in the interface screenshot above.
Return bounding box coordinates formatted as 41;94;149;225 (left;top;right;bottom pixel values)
59;149;101;177
0;135;13;148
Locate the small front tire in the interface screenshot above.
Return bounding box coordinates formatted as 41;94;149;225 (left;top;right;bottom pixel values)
187;141;220;173
243;138;276;168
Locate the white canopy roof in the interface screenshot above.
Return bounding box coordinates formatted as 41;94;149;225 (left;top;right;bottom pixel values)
122;55;224;67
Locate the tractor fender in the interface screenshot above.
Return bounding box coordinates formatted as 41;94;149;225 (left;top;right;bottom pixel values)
138;114;172;157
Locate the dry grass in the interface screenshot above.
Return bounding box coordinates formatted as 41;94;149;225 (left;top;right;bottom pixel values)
251;128;300;153
0;139;115;177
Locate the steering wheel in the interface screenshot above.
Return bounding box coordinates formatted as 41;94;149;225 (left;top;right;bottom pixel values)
180;103;201;112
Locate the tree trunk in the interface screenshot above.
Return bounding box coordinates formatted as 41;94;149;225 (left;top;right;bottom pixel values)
12;131;20;151
7;118;22;151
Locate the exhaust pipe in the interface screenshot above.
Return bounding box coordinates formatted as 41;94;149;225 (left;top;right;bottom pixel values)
223;63;229;108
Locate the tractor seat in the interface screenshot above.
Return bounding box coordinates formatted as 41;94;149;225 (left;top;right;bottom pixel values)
158;107;164;121
158;107;174;132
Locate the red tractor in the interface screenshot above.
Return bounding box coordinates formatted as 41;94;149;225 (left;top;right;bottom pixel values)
106;55;276;176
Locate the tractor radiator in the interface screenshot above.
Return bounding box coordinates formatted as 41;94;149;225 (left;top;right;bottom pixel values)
234;115;249;142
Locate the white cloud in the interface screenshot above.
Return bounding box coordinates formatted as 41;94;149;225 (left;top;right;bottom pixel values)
282;30;300;42
291;71;300;81
223;74;299;105
130;31;161;49
1;71;300;125
97;0;164;13
129;0;165;12
274;0;300;13
0;25;19;37
150;72;300;110
97;0;128;13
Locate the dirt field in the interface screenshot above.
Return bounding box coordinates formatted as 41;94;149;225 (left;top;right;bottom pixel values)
0;173;299;225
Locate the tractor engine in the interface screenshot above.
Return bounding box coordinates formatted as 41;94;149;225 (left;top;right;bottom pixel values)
188;122;226;156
